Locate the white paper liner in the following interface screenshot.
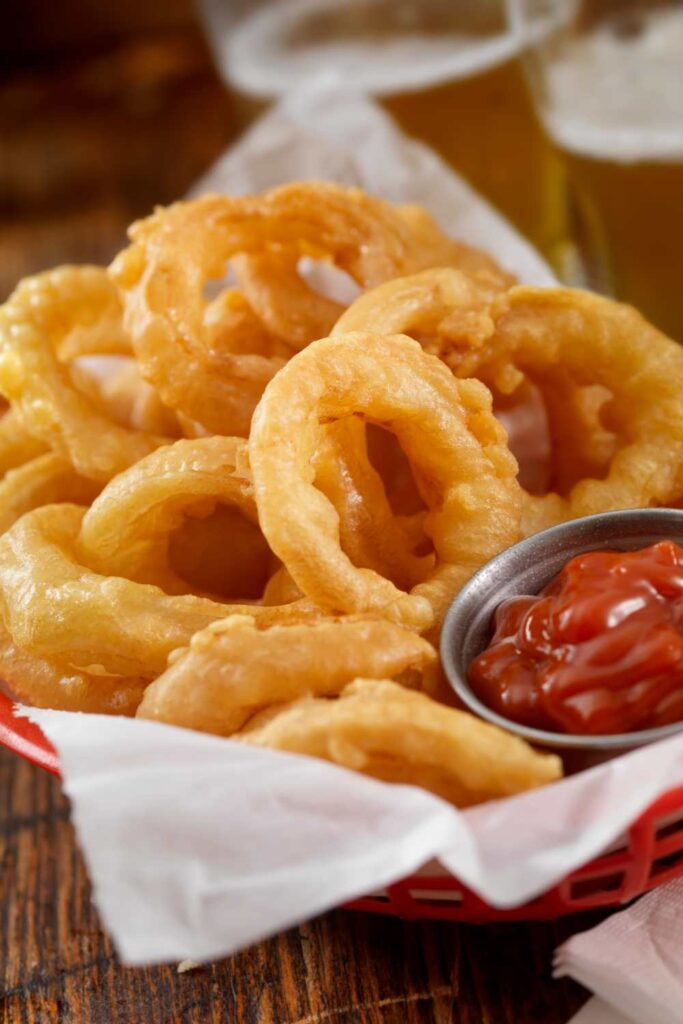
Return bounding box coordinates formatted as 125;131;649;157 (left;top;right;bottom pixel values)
20;708;683;965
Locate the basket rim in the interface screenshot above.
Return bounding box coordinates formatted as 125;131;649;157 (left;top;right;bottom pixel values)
5;689;683;922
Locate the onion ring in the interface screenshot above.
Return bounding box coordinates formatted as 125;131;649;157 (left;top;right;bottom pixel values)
203;286;293;359
332;267;499;354
111;183;482;435
112;237;284;438
446;286;683;534
0;505;318;679
0;267;164;480
55;315;133;361
137;614;438;735
0;409;47;474
233;250;344;352
0;452;99;535
0;623;146;714
241;678;561;807
249;331;521;631
77;436;258;595
313;418;431;591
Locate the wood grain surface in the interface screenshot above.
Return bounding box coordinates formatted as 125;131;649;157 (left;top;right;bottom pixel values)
0;746;593;1024
0;24;596;1024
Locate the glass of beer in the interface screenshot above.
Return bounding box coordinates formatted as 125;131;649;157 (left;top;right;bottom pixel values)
510;0;683;340
197;0;569;269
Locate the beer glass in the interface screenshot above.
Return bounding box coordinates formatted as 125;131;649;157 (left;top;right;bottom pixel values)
510;0;683;340
198;0;568;267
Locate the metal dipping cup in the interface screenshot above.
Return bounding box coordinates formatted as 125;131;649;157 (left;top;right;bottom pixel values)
440;508;683;755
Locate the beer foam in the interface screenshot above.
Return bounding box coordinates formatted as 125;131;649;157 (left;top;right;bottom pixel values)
542;7;683;163
222;0;523;97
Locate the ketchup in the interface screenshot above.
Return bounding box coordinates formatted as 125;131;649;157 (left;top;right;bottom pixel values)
469;540;683;735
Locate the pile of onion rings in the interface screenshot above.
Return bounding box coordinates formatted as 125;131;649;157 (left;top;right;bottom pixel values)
14;180;683;803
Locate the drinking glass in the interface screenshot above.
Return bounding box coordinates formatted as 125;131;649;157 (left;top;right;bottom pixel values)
198;0;569;266
509;0;683;339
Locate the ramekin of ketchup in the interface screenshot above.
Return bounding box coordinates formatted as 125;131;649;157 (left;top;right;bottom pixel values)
440;510;683;751
470;541;683;736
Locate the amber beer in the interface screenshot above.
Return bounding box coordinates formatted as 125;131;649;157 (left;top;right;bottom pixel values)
202;0;567;266
527;3;683;339
562;155;683;340
383;59;566;265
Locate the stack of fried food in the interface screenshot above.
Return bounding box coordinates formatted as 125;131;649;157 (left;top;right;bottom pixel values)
2;183;682;806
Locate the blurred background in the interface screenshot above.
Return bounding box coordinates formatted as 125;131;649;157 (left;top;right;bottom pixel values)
3;0;682;337
1;0;238;294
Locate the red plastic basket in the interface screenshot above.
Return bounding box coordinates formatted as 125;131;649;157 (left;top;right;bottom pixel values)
3;690;683;923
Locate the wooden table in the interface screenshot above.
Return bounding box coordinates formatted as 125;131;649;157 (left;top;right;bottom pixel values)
0;28;595;1023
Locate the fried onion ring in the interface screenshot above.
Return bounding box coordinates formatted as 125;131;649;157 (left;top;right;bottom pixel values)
0;409;47;474
0;505;317;679
0;453;100;535
77;436;258;595
446;287;683;534
313;418;431;591
249;332;521;631
241;678;561;807
111;183;484;435
0;623;146;714
204;286;293;359
233;250;344;352
0;267;164;480
136;614;438;735
0;406;99;535
112;239;284;438
332;267;499;355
